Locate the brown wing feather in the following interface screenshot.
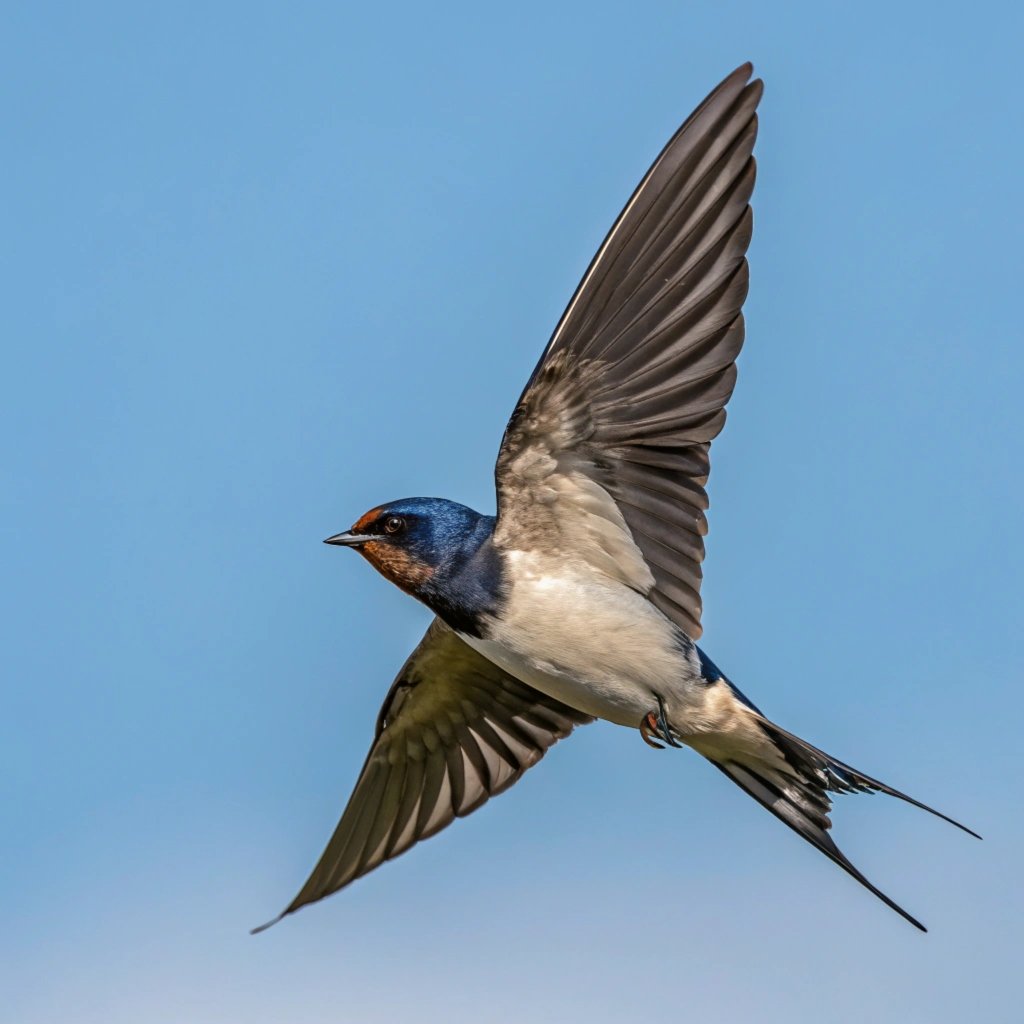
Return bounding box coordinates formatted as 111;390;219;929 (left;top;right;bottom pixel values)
495;64;762;638
253;619;591;931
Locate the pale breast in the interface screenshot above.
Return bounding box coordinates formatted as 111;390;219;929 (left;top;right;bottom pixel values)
460;549;692;726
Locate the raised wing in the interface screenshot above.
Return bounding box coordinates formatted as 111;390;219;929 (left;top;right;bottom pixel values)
495;64;762;638
253;619;592;931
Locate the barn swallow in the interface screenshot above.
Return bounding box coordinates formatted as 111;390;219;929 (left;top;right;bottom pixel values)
255;63;977;935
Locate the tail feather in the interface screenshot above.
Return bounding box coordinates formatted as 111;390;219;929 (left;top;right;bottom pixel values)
756;716;981;839
698;696;979;932
714;758;929;931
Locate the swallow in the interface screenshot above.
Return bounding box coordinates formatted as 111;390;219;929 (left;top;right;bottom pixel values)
254;63;978;935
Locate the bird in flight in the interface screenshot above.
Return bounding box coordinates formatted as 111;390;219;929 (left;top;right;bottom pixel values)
255;63;977;935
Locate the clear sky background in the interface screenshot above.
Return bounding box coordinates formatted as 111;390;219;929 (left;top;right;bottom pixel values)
3;3;1022;1022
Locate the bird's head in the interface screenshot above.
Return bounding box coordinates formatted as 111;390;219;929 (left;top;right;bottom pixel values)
324;497;491;598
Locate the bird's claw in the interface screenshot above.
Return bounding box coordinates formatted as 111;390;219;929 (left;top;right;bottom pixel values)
638;695;682;749
639;711;665;749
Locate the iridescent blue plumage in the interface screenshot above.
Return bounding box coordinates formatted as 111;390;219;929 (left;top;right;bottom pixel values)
342;497;505;637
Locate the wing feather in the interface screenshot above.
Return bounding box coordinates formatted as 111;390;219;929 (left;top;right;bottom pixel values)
495;64;762;638
253;619;591;931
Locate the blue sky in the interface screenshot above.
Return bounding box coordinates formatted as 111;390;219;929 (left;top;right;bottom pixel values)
3;2;1022;1021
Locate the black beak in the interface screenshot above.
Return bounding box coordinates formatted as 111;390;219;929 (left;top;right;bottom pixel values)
323;531;380;547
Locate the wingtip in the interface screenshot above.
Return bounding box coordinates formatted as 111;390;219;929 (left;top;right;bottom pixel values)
731;61;758;86
714;62;763;112
716;62;753;92
250;912;285;936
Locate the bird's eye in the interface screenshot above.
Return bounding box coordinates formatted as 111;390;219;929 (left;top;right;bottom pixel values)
383;515;405;535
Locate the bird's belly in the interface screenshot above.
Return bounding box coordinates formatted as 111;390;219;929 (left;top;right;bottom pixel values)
459;559;698;727
458;635;648;726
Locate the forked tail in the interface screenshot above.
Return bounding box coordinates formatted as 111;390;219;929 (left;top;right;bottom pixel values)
696;685;979;932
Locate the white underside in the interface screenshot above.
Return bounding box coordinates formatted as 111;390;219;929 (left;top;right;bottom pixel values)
457;551;792;780
457;551;748;738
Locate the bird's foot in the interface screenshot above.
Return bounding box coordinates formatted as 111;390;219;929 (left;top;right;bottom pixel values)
639;712;665;748
638;695;682;749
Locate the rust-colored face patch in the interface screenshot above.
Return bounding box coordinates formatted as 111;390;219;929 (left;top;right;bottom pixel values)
352;507;383;533
359;540;434;595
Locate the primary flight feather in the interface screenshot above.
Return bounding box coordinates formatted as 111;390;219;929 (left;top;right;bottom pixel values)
254;63;976;936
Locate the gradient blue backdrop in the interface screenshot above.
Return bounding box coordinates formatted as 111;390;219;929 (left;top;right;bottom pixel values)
4;3;1022;1021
